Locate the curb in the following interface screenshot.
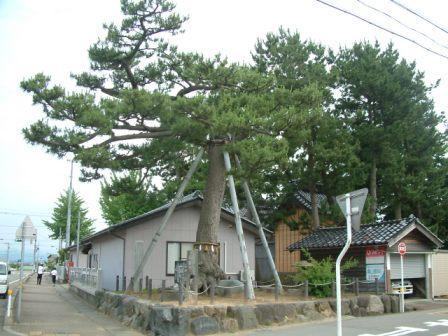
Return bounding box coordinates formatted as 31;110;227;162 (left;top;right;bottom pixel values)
3;272;35;327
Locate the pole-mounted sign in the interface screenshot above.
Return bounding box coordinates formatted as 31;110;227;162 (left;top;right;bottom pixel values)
335;188;368;336
398;242;406;255
336;188;368;232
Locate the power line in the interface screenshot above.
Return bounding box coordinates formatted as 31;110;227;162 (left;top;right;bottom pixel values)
315;0;448;60
357;0;448;51
0;211;51;218
389;0;448;36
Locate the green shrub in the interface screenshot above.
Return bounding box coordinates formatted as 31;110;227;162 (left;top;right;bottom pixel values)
290;249;358;298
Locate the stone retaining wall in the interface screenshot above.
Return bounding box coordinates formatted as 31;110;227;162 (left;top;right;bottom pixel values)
72;287;406;336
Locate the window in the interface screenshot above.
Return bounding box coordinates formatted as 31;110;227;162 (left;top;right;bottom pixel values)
0;264;6;275
166;242;194;275
134;241;144;273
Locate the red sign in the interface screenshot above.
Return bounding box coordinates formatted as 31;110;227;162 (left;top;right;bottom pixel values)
366;248;385;258
398;242;406;255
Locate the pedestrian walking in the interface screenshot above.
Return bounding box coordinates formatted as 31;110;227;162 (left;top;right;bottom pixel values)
37;264;44;285
51;268;57;286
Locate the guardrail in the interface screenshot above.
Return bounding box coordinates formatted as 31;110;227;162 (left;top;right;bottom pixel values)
69;267;102;292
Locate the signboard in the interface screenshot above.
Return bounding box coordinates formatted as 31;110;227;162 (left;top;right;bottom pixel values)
174;260;190;285
336;188;368;231
366;264;385;281
366;247;386;264
398;242;406;255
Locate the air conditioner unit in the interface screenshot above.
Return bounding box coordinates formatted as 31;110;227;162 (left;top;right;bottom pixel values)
239;269;255;282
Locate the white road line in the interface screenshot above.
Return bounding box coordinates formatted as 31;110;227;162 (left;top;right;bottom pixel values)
425;319;448;327
358;326;428;336
8;279;20;285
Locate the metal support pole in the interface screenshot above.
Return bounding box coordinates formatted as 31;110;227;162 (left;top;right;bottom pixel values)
76;211;81;266
17;224;25;323
33;239;37;271
128;149;204;291
234;155;283;293
65;159;74;249
400;254;405;313
336;194;352;336
223;151;255;300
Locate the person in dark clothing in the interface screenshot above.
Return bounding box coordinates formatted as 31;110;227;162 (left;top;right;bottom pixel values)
51;268;57;286
37;264;44;285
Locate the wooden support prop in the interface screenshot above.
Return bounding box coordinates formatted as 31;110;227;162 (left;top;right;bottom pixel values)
223;151;255;300
122;276;126;292
116;275;119;291
127;149;204;291
375;278;379;295
355;278;360;296
234;155;283;293
332;281;336;297
145;276;148;292
139;278;143;292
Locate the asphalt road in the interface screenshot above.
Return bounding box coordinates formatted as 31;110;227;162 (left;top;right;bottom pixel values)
243;305;448;336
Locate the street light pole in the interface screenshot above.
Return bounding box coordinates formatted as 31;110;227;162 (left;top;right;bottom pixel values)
65;159;74;249
76;211;81;267
336;194;352;336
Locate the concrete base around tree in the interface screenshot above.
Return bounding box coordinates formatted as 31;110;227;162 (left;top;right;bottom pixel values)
69;283;421;336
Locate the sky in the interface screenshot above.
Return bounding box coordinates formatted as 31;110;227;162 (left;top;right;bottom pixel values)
0;0;447;262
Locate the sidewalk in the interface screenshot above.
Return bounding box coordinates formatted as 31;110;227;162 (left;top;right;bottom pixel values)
4;274;143;336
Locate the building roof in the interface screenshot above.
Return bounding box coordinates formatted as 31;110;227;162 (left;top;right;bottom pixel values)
289;190;327;211
288;214;443;251
74;191;270;246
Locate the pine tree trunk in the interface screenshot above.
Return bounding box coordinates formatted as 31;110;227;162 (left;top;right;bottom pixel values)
195;143;226;287
416;202;423;219
310;184;320;230
369;157;378;219
394;201;402;219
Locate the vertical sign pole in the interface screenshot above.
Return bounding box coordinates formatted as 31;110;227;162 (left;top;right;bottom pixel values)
336;194;352;336
400;253;404;313
76;211;81;267
17;224;25;323
65;159;74;249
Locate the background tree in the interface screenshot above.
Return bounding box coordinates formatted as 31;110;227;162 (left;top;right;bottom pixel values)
335;41;446;222
252;29;363;229
43;189;94;245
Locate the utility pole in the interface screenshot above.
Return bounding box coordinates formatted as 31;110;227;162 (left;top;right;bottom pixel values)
33;239;37;271
65;159;74;249
76;211;81;267
58;227;62;252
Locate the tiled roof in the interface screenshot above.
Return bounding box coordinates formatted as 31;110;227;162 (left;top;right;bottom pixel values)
288;215;417;250
291;190;327;210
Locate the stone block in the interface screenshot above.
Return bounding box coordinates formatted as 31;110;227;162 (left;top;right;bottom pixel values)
329;299;351;315
216;280;244;297
227;306;258;330
190;316;220;335
295;301;323;321
122;296;138;317
149;306;190;336
254;304;275;325
357;295;370;308
366;295;384;315
380;295;391;313
221;318;239;333
204;305;226;320
315;301;335;318
390;295;400;313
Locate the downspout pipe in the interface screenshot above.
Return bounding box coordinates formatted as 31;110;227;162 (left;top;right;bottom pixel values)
109;230;125;288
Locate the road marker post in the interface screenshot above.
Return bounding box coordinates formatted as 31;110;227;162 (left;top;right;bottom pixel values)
6;289;13;317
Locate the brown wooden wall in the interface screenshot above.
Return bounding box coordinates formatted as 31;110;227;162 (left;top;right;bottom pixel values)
274;208;309;273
